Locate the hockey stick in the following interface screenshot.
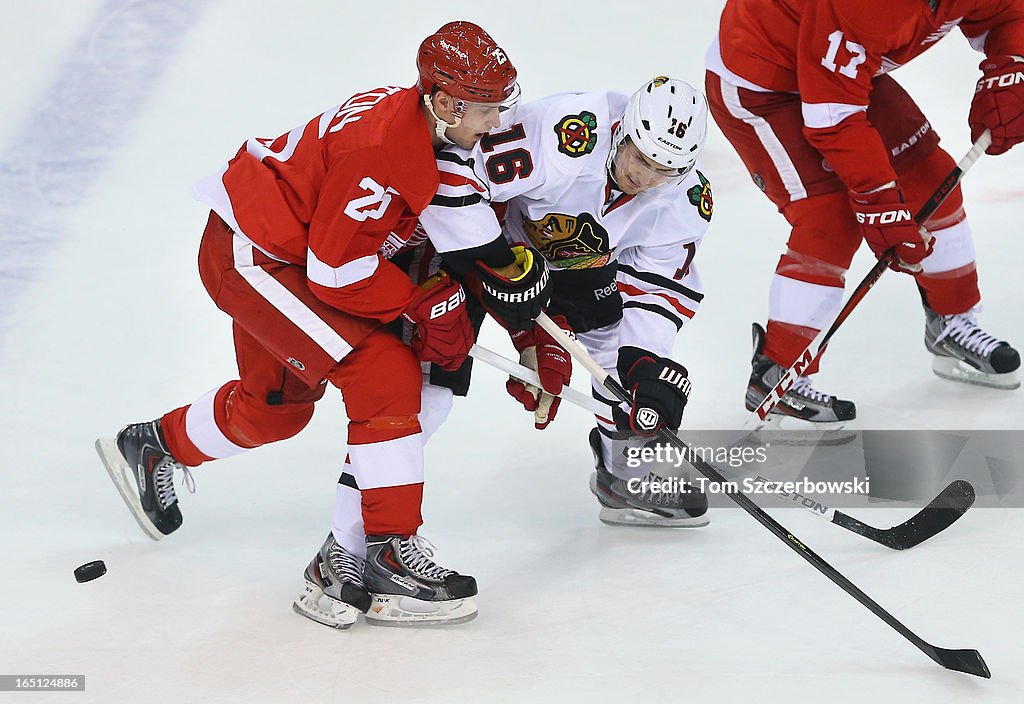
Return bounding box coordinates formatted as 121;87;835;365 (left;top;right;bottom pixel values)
469;344;609;416
748;130;993;425
472;343;975;550
536;311;990;678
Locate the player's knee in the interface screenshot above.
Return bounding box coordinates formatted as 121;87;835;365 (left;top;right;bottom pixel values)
779;194;859;285
330;335;423;422
228;395;317;445
345;353;423;445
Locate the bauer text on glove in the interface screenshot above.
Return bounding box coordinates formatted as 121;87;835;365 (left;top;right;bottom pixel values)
401;272;474;371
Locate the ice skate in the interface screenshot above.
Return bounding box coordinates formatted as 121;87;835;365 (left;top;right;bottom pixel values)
924;305;1020;389
588;429;709;527
94;420;189;540
745;323;856;444
362;534;478;626
292;533;372;629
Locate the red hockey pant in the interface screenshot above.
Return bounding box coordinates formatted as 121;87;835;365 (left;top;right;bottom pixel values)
159;213;425;536
706;72;979;370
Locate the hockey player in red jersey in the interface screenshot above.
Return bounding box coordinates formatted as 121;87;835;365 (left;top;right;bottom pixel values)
706;0;1023;428
95;22;549;628
321;76;715;561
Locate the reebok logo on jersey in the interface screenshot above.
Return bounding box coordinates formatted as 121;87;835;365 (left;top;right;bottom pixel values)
594;281;618;301
855;208;912;225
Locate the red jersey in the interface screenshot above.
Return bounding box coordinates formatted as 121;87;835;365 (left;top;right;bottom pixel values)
193;86;438;323
715;0;1024;192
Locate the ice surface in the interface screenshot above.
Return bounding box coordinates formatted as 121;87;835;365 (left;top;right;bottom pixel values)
1;1;1021;702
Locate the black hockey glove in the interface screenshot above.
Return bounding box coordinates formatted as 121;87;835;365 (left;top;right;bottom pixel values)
474;244;551;331
614;346;691;438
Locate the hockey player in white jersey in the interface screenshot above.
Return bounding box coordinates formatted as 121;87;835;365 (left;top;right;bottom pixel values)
298;77;716;630
418;76;715;528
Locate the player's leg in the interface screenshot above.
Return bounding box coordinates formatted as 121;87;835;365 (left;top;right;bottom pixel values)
578;322;711;527
330;382;455;560
303;381;458;628
299;246;482;628
550;263;708;527
871;77;1021;388
705;72;858;427
326;330;477;626
96;212;332;538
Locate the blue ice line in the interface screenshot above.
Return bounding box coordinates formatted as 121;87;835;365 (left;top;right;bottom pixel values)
0;0;209;339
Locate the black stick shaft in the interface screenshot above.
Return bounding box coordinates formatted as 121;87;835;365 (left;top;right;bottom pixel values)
601;373;988;677
535;312;989;677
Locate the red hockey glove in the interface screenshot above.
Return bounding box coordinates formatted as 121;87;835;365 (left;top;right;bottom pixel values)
614;346;691;438
402;272;473;371
505;314;573;429
849;185;933;273
970;55;1024;155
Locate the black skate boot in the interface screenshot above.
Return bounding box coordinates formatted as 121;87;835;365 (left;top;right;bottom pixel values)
293;533;372;629
95;420;186;540
588;428;709;527
745;323;856;429
362;534;478;626
924;304;1020;389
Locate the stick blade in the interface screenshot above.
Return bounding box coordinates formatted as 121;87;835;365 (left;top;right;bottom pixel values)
929;646;991;678
879;480;976;550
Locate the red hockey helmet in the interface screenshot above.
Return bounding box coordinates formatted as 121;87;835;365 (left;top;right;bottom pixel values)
417;22;518;104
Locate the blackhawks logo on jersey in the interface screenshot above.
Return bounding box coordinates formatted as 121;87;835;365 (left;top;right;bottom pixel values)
522;211;611;269
554;111;598;158
687;170;713;222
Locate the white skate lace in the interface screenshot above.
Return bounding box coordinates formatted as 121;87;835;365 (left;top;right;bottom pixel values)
154;460;194;510
639;472;684;507
400;535;455;581
329;544;366;588
789;376;833;404
934;313;1003;357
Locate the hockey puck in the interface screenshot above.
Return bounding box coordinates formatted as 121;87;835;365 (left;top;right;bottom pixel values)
74;560;107;583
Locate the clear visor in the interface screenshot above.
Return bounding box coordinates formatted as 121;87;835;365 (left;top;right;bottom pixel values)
456;82;521;119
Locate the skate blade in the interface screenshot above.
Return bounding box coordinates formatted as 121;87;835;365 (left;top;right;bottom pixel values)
932;357;1021;389
292;582;359;629
598;506;710;528
749;416;856;446
364;594;478;627
94;438;164;541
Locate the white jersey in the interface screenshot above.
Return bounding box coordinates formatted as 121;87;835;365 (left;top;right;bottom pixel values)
419;91;713;357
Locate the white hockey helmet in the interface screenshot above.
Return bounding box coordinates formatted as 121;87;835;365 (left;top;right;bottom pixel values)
612;76;708;179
